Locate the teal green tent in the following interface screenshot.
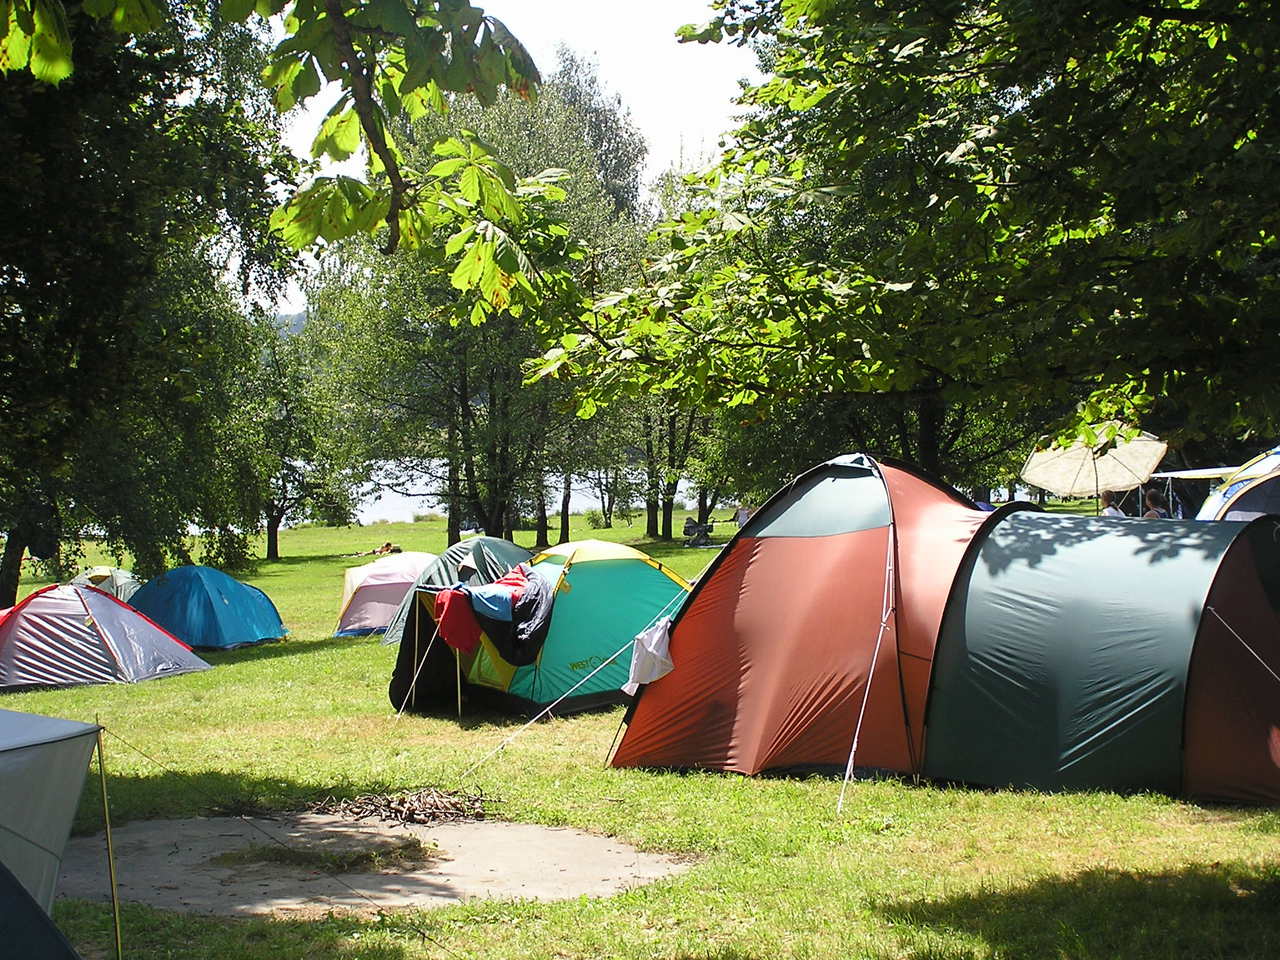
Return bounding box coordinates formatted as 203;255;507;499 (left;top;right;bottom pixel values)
922;512;1280;799
389;540;689;715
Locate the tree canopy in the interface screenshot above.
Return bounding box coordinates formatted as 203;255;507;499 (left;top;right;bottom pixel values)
540;0;1280;454
0;7;296;602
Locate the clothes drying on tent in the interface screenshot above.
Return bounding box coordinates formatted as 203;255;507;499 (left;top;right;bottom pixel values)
432;565;554;665
389;540;689;716
130;566;286;650
612;454;1280;804
0;709;99;916
69;566;143;602
0;585;210;690
334;551;435;636
381;537;532;645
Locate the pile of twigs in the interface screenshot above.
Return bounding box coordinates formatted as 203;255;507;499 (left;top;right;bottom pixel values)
307;787;486;825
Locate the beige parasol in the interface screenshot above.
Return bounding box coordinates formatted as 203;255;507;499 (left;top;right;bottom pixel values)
1020;424;1167;498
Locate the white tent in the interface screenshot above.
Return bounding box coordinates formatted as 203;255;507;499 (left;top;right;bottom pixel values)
335;552;435;636
0;709;99;912
69;566;143;603
0;584;210;690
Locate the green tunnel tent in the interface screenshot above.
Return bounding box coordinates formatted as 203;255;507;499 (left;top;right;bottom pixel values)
389;540;689;716
382;537;532;646
612;454;1280;803
923;511;1280;802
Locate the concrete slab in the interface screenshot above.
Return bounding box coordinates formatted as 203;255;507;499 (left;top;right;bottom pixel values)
58;814;687;917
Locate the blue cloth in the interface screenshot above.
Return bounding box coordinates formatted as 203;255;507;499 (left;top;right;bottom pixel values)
466;582;516;621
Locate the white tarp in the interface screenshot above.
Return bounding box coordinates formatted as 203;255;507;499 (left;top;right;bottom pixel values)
0;709;98;912
624;617;674;696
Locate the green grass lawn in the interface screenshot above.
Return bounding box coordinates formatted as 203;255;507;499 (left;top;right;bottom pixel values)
11;516;1280;959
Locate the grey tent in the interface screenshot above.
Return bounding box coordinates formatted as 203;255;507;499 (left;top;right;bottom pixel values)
0;584;210;690
69;566;143;603
382;537;531;645
0;710;99;914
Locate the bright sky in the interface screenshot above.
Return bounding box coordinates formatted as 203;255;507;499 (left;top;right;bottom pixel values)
480;1;760;178
283;1;758;185
278;2;756;317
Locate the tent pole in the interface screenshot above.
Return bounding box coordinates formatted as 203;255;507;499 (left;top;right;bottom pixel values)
455;648;463;719
96;725;123;960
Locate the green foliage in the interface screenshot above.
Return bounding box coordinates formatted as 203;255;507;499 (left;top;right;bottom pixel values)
306;53;647;538
583;507;605;529
0;11;294;595
542;0;1280;450
2;0;545;265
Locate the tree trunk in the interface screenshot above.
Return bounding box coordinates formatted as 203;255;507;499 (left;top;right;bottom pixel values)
265;508;285;561
972;486;991;504
1037;487;1047;506
661;484;676;541
559;472;572;544
0;530;25;609
534;479;550;549
447;427;462;547
483;501;505;537
601;469;615;528
643;412;660;538
1007;483;1017;502
696;489;710;525
917;393;943;477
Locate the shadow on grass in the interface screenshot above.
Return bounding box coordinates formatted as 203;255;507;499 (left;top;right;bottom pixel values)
77;765;487;835
57;900;417;960
394;703;529;732
57;900;765;960
198;635;369;666
880;863;1280;959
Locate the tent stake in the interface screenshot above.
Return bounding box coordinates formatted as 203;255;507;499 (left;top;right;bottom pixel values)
96;724;123;960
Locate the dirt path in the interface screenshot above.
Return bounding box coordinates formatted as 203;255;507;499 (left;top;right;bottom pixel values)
59;814;687;917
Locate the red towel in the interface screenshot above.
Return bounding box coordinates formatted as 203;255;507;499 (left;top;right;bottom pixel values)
434;589;482;654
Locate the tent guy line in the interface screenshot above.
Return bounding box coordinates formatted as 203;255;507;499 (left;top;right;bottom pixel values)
394;620;443;719
839;467;898;814
1206;606;1280;689
454;582;690;786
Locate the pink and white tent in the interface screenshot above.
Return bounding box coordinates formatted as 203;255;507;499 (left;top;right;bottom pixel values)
0;584;210;690
335;552;435;637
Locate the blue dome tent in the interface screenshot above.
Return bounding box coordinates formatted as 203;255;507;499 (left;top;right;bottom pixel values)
130;566;286;651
